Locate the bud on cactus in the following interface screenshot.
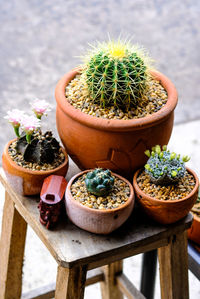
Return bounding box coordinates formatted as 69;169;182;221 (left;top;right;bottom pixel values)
85;168;114;197
16;131;60;164
144;145;190;185
82;39;151;109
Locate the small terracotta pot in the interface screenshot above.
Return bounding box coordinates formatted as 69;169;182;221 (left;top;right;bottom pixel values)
55;69;178;178
133;168;199;224
2;139;69;196
65;170;135;234
188;213;200;245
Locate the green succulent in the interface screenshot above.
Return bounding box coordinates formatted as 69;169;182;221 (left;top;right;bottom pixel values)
144;145;190;185
85;168;114;196
82;39;151;110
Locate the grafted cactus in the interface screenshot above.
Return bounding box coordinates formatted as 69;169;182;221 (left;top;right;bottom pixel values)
82;40;151;109
16;131;60;164
144;145;190;185
85;168;114;196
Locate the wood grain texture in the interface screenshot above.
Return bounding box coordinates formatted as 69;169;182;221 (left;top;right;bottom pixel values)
158;231;189;299
117;273;145;299
0;169;193;269
100;261;123;299
0;191;27;299
55;265;87;299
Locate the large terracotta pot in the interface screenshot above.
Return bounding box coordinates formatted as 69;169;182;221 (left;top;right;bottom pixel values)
65;170;135;234
133;168;199;224
2;139;69;196
188;214;200;245
55;69;178;178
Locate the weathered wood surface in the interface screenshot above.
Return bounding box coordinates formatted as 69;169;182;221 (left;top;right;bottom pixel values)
55;265;87;299
0;169;192;269
100;261;123;299
117;273;146;299
158;231;189;299
0;191;27;299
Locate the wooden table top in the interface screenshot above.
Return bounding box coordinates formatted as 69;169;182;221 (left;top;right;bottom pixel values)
0;169;192;269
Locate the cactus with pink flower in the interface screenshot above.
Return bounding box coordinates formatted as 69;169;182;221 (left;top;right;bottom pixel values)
5;100;60;165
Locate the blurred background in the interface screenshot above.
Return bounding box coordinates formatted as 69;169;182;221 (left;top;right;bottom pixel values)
0;0;200;155
0;1;200;298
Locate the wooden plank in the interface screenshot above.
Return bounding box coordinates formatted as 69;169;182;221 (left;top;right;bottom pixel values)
86;268;104;286
55;265;87;299
158;231;189;299
100;261;123;299
87;238;167;270
117;273;146;299
0;191;27;299
21;268;104;299
21;283;55;299
0;169;193;269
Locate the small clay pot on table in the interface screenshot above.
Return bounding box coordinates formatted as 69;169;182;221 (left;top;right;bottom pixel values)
133;167;199;224
2;139;69;196
65;170;135;234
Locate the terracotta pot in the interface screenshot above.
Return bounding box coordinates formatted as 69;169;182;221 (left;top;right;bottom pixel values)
188;213;200;245
55;69;178;178
2;139;69;196
133;168;199;224
65;170;135;234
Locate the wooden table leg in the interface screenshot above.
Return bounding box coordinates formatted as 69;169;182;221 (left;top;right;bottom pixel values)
158;231;189;299
0;191;27;299
100;260;123;299
55;265;87;299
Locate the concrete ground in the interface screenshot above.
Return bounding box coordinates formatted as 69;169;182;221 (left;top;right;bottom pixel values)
1;0;200;298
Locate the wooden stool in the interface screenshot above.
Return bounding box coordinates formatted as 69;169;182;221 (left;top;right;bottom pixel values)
0;169;192;299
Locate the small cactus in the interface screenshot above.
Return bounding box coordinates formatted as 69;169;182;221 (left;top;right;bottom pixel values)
16;131;60;164
144;145;190;185
85;168;114;197
82;39;151;110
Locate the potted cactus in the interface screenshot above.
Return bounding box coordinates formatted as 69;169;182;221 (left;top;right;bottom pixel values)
188;189;200;245
55;39;178;178
2;100;68;196
65;168;134;234
133;145;199;224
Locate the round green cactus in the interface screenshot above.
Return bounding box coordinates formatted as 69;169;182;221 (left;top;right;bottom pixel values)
85;168;114;197
144;145;190;185
82;40;151;109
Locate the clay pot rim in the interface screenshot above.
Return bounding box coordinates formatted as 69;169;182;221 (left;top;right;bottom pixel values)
4;138;69;176
66;169;135;214
133;167;199;204
55;68;178;132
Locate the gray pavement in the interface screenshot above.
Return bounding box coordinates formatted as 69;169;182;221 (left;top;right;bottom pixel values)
1;1;200;298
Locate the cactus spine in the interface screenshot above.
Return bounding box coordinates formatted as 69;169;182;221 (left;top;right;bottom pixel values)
82;40;151;109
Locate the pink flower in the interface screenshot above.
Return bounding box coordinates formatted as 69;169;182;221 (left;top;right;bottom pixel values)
31;99;51;119
20;115;41;133
4;109;25;127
